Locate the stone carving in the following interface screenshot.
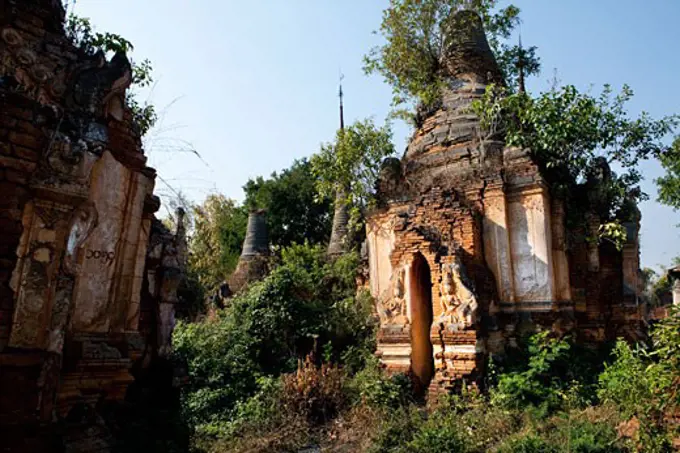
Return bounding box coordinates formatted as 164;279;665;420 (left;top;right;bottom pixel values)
439;257;478;330
380;267;407;323
46;134;99;179
64;202;98;275
1;26;60;105
66;51;132;120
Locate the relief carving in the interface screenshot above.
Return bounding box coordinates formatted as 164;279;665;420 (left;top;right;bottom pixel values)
66;51;132;120
1;27;63;106
379;267;408;324
439;256;478;330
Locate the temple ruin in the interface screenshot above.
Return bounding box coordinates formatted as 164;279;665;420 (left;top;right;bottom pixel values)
0;0;186;449
366;10;646;396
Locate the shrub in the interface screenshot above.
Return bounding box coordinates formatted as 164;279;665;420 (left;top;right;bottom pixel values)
496;434;556;453
405;411;468;453
597;340;655;419
491;332;573;411
545;408;624;453
368;407;424;453
281;358;346;424
348;360;413;409
173;243;376;435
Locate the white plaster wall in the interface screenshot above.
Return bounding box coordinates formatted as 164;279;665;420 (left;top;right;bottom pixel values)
507;191;555;301
483;194;515;302
367;221;395;300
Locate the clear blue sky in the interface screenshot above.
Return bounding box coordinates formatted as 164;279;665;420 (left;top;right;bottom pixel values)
72;0;679;270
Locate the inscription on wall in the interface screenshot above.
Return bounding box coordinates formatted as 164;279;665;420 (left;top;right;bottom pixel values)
85;249;115;266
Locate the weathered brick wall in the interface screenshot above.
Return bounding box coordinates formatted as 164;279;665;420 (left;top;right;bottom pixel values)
0;92;44;351
0;1;187;451
367;9;645;397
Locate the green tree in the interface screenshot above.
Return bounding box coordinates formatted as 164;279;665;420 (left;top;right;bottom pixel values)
311;118;395;230
656;136;680;211
363;0;539;121
243;159;333;249
472;84;678;248
188;194;248;293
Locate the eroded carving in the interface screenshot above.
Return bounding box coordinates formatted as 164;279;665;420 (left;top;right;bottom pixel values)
379;267;408;324
439;256;478;330
64;202;99;276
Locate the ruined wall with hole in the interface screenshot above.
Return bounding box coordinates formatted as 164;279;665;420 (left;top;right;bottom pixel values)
367;10;646;398
0;1;186;451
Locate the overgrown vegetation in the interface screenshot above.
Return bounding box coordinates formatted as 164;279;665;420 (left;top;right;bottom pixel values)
363;0;540;122
173;243;376;440
173;307;680;452
472;83;677;249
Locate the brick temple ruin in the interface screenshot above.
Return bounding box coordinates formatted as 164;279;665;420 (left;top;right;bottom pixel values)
366;10;646;396
0;0;186;450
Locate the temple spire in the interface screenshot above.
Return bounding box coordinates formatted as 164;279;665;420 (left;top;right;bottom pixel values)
328;71;350;256
517;32;526;94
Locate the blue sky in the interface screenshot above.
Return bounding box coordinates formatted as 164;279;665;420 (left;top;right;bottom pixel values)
71;0;679;270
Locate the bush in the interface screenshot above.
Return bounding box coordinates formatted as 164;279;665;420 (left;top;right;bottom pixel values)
348;359;413;409
405;411;468;453
545;408;624;453
173;243;376;439
491;332;573;411
281;358;346;424
597;340;655;419
496;434;556;453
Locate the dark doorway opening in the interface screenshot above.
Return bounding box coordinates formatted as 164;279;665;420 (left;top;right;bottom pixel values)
409;253;434;396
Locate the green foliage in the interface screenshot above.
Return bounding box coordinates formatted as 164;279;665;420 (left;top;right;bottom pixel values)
311;118;395;230
187;194;247;293
363;0;539;119
491;332;574;411
656;137;680;211
173;242;376;437
243;158;333;248
597;308;680;449
473;83;678;241
65;14;157;135
496;434;556;453
598;341;659;419
348;360;413;409
404;411;468;453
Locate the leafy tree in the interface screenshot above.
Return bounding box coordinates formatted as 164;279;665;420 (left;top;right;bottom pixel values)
243;159;333;249
656;136;680;211
472;84;678;248
363;0;540;121
311;118;396;230
65;14;157;135
188;194;248;293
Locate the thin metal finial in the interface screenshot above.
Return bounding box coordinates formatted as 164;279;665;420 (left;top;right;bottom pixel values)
338;70;345;131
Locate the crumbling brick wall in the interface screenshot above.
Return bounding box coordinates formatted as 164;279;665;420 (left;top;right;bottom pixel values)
0;1;186;451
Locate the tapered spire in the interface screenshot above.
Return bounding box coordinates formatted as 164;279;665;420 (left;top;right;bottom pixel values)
241;210;269;257
328;73;351;256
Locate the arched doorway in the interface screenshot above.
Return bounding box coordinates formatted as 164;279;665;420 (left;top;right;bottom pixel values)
409;253;434;396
